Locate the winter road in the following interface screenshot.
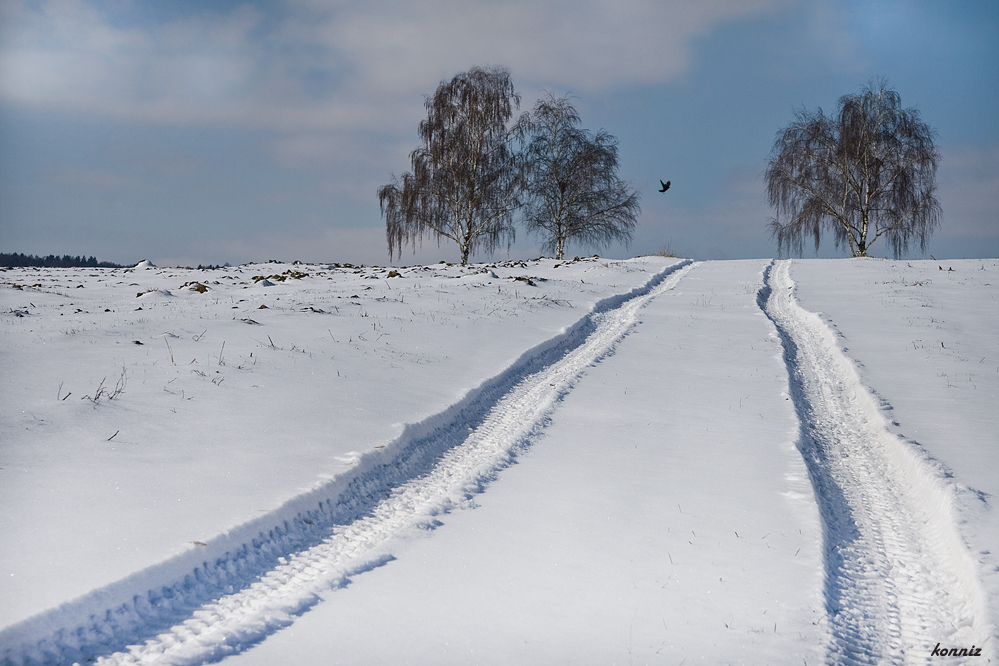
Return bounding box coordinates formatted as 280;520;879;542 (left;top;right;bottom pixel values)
762;260;989;665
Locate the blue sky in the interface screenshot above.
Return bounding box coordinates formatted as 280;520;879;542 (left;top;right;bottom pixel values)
1;0;996;266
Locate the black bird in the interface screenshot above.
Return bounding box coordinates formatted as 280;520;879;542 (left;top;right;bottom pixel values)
658;180;671;193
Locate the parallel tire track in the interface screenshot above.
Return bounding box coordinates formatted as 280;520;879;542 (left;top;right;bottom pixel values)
2;261;693;666
760;260;989;665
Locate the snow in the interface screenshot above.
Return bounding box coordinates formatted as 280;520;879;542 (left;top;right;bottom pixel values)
217;259;826;666
792;260;999;500
764;261;990;663
0;257;996;665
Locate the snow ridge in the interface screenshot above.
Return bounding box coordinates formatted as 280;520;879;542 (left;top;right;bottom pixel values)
760;260;991;665
0;260;693;666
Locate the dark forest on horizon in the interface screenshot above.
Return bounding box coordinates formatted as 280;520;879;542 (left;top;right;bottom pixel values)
1;252;127;268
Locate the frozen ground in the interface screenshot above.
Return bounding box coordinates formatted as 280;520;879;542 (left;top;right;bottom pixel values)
0;257;996;665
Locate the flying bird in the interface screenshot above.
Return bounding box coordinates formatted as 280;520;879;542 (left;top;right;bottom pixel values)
659;180;671;193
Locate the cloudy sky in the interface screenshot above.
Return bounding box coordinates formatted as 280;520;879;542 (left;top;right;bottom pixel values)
1;0;996;266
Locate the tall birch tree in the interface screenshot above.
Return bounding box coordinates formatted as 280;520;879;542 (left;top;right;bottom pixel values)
379;66;525;265
519;93;640;260
766;80;941;258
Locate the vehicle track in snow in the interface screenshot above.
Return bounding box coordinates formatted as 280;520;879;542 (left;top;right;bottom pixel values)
1;261;693;666
760;260;990;665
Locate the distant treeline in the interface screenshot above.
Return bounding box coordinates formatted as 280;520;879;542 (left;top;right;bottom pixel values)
0;252;127;268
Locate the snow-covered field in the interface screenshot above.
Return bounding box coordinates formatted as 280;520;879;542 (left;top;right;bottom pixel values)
1;257;996;665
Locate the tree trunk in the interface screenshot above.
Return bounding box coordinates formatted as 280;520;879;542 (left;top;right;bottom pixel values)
856;209;870;257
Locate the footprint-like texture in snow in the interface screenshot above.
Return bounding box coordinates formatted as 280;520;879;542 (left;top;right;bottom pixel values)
761;260;990;665
0;262;693;666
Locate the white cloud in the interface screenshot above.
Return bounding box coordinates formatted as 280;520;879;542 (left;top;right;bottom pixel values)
0;0;790;133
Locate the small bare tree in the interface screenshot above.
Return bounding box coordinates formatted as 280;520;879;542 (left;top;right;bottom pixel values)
519;93;640;260
765;80;941;258
379;66;525;265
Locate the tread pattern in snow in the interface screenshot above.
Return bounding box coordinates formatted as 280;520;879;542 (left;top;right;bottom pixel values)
760;260;990;665
0;260;693;666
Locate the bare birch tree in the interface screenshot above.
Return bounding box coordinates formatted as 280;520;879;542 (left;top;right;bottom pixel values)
765;80;941;258
378;66;525;265
519;93;640;260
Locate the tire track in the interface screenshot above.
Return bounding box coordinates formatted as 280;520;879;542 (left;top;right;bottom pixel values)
760;260;989;665
2;261;693;666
